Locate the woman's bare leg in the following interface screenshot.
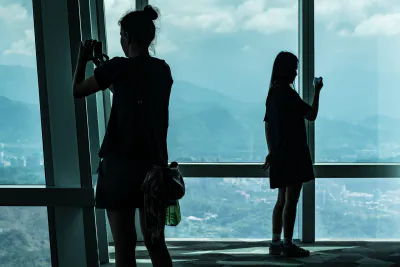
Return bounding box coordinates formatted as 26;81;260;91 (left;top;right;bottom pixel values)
107;209;136;267
272;188;286;240
282;183;302;242
282;182;310;257
139;207;173;267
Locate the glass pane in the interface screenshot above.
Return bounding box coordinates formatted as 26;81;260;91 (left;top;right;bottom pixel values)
0;1;44;184
0;0;45;184
164;178;299;240
150;0;298;162
0;207;51;266
315;1;400;163
104;0;135;58
316;178;400;240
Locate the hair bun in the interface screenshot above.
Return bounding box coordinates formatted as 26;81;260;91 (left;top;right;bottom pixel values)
143;5;158;21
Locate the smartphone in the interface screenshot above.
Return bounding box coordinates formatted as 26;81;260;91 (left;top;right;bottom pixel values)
94;41;103;56
314;77;322;85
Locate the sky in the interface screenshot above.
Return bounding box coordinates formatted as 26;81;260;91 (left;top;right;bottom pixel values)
1;0;400;120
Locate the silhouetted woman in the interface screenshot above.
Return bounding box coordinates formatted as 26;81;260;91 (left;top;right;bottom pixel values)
72;5;173;267
262;51;323;257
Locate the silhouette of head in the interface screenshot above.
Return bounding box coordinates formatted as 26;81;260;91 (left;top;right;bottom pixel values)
269;51;298;89
119;5;159;57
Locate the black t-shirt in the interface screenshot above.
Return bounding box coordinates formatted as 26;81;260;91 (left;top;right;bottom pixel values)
94;56;173;163
264;85;311;155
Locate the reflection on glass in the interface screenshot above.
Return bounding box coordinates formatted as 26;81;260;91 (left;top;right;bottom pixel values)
316;178;400;240
315;1;400;163
0;1;44;184
0;207;50;266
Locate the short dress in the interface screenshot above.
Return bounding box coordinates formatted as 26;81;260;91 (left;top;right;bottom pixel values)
92;55;173;210
95;157;152;209
264;85;315;189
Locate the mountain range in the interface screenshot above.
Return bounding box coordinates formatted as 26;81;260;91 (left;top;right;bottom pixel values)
1;64;400;162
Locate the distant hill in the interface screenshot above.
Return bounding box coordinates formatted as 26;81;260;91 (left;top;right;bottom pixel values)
0;96;41;144
2;64;400;162
0;65;39;105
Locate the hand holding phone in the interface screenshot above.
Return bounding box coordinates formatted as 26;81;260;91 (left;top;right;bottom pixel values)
94;41;102;56
314;76;323;92
89;41;109;67
313;77;322;85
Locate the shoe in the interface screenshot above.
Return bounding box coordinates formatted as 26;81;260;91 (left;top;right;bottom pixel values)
282;243;310;257
269;241;283;256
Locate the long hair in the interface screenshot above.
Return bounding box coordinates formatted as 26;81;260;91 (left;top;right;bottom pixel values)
267;51;298;100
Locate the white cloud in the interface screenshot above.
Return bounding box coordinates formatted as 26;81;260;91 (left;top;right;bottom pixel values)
4;30;35;56
151;0;296;35
167;11;236;33
315;0;400;37
241;45;251;52
237;0;267;19
104;0;181;55
0;3;36;60
104;0;135;55
155;35;178;55
242;5;297;34
315;0;380;23
337;29;351;37
0;4;28;22
353;13;400;37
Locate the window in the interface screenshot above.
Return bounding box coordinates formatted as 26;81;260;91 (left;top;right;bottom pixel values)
316;178;400;240
104;0;135;58
164;178;299;239
148;0;298;162
315;1;400;163
0;1;44;184
103;0;137;102
0;207;50;266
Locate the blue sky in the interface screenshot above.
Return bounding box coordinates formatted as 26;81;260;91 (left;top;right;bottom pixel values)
105;0;400;121
1;0;400;120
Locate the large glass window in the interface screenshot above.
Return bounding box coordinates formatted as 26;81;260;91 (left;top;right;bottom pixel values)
165;178;299;239
0;207;50;266
315;1;400;163
104;0;135;58
316;178;400;240
147;0;298;162
0;1;44;184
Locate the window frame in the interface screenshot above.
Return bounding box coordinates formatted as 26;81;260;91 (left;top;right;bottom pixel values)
100;0;400;243
0;1;396;266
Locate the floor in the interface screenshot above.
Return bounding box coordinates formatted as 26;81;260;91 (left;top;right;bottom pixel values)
101;240;400;266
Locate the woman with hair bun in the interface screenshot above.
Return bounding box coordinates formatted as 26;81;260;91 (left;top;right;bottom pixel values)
72;5;173;267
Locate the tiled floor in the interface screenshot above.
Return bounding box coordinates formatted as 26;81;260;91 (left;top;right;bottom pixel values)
102;240;400;266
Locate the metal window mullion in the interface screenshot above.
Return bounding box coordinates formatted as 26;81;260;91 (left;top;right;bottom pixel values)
137;0;149;10
95;0;112;123
77;0;105;266
94;0;117;247
299;0;315;243
90;0;110;263
176;163;400;178
67;0;100;264
32;0;99;266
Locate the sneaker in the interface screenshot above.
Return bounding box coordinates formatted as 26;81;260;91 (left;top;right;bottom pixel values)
269;241;283;256
282;243;310;257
